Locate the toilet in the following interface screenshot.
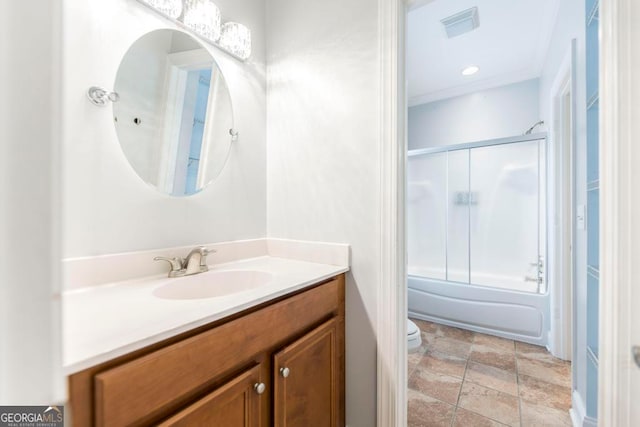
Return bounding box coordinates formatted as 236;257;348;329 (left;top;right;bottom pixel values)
407;319;422;352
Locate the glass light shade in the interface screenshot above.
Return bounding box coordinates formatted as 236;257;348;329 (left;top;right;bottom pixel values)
183;0;222;42
141;0;182;19
219;22;252;60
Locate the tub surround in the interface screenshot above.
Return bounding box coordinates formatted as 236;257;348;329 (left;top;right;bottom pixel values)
63;239;349;374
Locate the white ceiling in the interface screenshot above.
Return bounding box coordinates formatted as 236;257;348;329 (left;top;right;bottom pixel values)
407;0;560;106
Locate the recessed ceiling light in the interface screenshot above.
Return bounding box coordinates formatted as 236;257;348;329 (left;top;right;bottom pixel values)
462;65;479;76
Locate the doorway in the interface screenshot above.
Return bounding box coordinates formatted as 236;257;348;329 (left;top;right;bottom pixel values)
548;43;577;362
402;0;577;425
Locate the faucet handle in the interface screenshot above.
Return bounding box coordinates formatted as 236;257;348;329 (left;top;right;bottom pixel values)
200;248;216;266
154;256;184;272
202;247;216;256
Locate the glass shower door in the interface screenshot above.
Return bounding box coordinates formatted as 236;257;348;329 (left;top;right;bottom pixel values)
407;153;447;279
447;150;470;283
469;141;544;293
407;138;546;294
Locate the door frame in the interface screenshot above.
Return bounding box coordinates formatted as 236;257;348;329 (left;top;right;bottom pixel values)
377;0;407;425
548;41;577;361
599;0;637;425
380;0;636;425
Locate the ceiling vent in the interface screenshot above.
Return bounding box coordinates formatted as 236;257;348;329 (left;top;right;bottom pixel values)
441;7;480;38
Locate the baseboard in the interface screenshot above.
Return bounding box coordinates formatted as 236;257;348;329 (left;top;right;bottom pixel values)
583;416;597;427
570;390;597;427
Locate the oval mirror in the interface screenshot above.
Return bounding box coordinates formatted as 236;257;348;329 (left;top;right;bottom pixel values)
113;29;233;196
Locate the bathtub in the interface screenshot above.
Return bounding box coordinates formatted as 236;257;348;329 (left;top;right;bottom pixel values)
408;274;549;346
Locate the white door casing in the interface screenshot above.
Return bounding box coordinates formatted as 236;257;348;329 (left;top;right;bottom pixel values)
548;41;577;361
599;0;640;425
377;0;407;425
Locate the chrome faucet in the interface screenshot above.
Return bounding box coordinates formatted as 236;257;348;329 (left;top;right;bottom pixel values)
184;246;211;275
154;246;216;278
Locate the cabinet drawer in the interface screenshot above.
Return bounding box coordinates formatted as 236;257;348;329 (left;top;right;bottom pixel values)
158;365;263;427
93;278;341;427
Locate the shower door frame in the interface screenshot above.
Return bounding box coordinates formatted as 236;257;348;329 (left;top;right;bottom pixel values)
407;132;550;345
408;132;548;157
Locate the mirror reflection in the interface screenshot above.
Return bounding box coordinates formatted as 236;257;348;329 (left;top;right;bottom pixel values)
113;29;233;196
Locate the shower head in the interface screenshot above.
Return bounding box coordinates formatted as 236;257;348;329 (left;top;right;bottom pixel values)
524;120;545;135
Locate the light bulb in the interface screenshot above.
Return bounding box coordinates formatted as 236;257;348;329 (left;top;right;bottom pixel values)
141;0;182;19
219;22;252;60
462;65;480;76
183;0;222;42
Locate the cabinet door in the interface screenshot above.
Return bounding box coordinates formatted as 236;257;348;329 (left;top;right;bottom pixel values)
274;318;339;427
158;365;264;427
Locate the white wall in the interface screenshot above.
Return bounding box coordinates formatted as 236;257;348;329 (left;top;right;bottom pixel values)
0;1;64;404
408;79;540;150
265;0;380;425
537;0;588;414
63;0;266;259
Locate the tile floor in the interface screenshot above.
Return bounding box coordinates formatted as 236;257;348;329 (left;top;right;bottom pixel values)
408;319;572;427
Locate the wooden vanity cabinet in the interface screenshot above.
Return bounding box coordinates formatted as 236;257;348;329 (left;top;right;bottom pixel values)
158;364;263;427
274;318;340;427
68;274;345;427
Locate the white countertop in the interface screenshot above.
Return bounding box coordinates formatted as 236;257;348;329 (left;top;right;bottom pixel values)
63;256;348;374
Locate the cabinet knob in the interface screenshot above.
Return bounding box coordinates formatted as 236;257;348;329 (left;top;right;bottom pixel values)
280;367;290;378
254;382;266;395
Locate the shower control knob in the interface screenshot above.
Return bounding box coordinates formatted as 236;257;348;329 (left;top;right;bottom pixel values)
280;367;290;378
254;382;266;394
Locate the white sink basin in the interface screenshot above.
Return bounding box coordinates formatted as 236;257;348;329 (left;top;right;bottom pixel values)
153;270;274;300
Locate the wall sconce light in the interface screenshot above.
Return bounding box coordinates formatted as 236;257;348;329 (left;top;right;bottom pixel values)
140;0;182;19
219;22;252;60
183;0;221;42
135;0;252;61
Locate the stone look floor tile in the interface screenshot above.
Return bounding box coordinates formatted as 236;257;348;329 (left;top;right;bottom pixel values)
453;408;508;427
412;318;439;334
520;400;572;426
517;357;571;388
474;333;516;352
409;366;463;405
436;324;475;343
419;349;467;378
408;346;427;377
516;342;560;364
458;382;521;426
516;341;548;355
407;389;455;427
421;331;436;346
465;361;518;396
518;374;572;411
432;336;473;359
470;343;517;372
408;322;572;427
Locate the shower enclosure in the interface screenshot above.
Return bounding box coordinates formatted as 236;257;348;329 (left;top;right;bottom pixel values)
408;134;548;345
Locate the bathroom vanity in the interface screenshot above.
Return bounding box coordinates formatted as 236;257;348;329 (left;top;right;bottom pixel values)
68;272;345;426
64;18;349;426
